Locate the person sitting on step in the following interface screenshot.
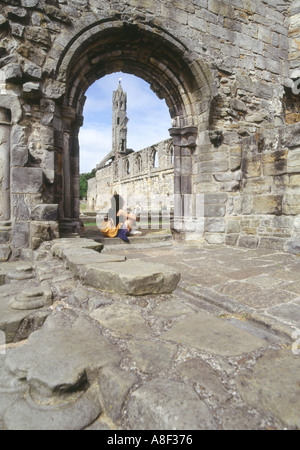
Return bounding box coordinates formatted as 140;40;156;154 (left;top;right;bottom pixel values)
100;209;138;242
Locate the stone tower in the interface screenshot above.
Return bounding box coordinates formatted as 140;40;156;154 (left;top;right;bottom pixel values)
112;80;129;157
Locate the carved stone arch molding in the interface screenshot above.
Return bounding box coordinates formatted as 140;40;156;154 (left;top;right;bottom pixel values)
48;19;216;236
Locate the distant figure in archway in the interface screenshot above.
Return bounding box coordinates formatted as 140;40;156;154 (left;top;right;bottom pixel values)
100;209;138;242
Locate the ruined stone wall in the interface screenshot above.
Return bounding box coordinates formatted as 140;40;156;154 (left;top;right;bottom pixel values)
87;139;174;214
0;0;298;257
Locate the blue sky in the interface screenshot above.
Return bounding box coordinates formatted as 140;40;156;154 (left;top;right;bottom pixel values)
79;72;171;174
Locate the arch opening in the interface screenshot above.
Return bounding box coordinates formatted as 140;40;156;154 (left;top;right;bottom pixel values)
57;21;213;236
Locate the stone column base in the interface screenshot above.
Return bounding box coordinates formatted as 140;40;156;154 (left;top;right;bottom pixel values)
59;219;84;237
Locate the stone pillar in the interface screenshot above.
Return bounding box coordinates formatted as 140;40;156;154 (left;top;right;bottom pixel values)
72;115;83;223
62;107;75;220
60;107;82;236
0;108;11;222
169;126;198;237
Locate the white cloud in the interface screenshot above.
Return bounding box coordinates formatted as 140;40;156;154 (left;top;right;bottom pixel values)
79;72;171;173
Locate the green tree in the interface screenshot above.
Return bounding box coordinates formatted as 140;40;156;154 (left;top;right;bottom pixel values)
79;169;96;200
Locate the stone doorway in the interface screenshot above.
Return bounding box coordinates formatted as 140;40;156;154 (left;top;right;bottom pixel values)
57;21;214;239
0;18;214;258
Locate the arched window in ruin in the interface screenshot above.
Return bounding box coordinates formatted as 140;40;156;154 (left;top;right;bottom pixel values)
136;154;142;172
152;149;159;169
125;159;130;175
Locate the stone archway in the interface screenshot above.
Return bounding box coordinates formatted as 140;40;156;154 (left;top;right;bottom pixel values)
52;20;215;236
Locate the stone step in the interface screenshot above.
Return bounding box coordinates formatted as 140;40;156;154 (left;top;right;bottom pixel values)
51;237;180;295
94;233;173;251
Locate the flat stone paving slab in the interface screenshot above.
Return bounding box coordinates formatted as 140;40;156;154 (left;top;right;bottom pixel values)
162;311;268;357
236;349;300;429
127;378;217;430
91;302;153;338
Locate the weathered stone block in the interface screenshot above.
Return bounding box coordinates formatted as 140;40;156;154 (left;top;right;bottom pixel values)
0;245;11;261
41;79;65;99
229;156;241;170
205;217;226;232
78;260;180;295
242;156;261;178
204;204;226;217
283;194;300;215
294;216;300;232
44;5;72;24
243;178;272;194
227;219;241;233
225;233;239;246
287;148;300;173
289;174;300;187
236;349;300;429
11;125;28;167
31;204;58;221
281;122;300;148
11;23;25;38
204;193;228;204
65;251;126;274
11;222;30;249
127;377;216;430
241;195;254;215
17;43;46;67
97;365;139;423
200;160;229;173
0;229;10;244
253;195;283;215
11;195;31;221
7;7;28;21
262;150;288;176
30;221;59;250
26;27;51;48
259;237;285;251
205;233;225;244
11;168;43;194
3;64;23;82
238;235;259;248
272;216;293;229
284;238;300;254
23;62;42;80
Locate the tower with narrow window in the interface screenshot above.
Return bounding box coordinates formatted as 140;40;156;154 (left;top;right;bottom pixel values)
112;80;129;157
